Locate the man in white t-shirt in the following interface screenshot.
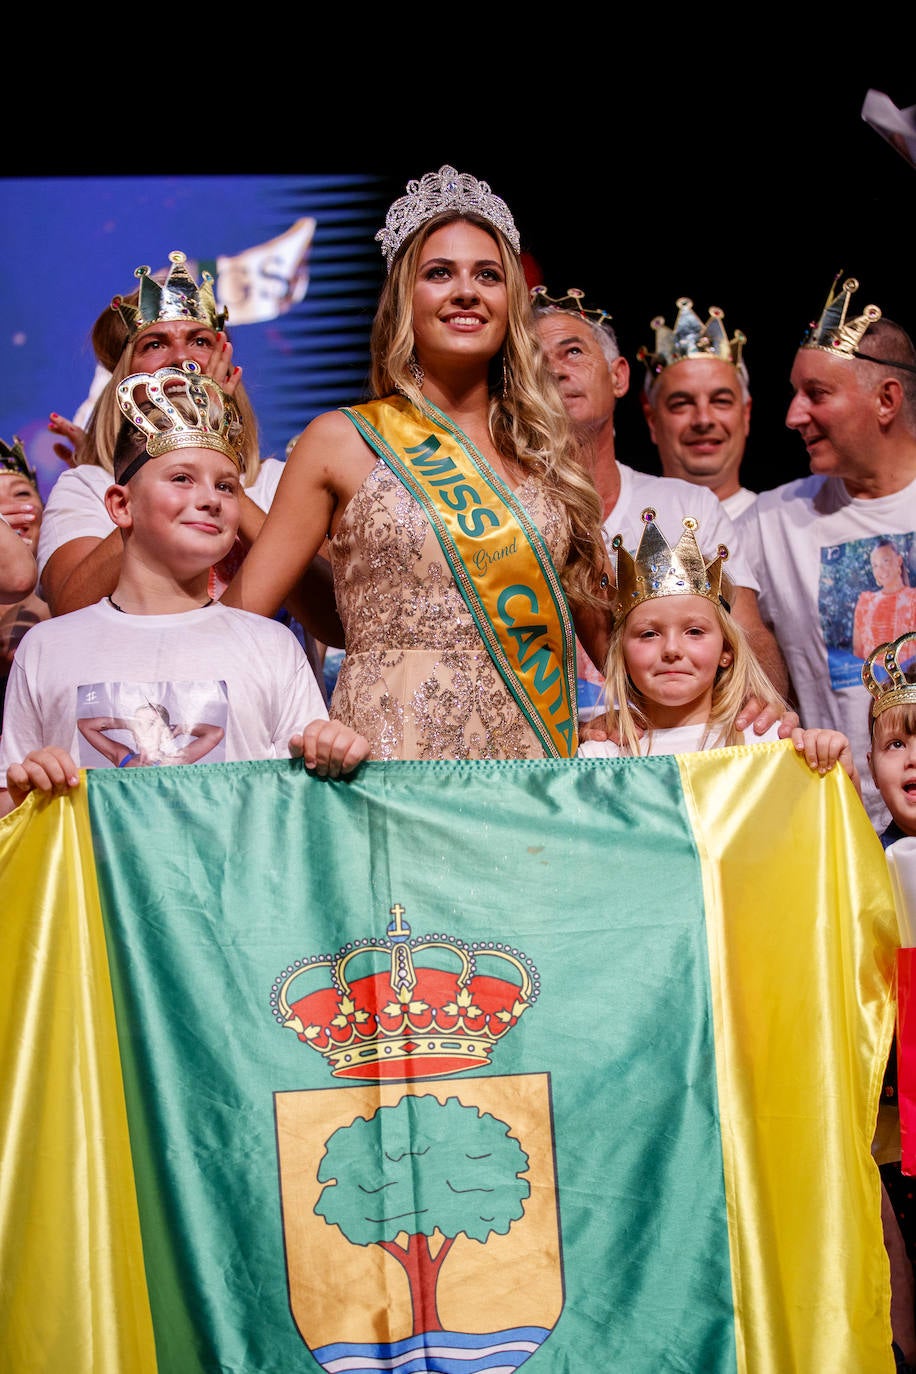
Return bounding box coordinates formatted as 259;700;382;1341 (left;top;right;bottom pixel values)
531;287;787;721
737;275;916;832
637;296;758;522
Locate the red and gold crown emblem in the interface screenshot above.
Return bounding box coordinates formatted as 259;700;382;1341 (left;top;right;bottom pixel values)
271;904;539;1082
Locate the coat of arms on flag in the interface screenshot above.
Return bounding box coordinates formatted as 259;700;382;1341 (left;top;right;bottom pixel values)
273;903;562;1370
0;745;900;1372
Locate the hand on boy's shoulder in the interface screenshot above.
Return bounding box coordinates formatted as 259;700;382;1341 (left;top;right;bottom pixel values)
4;746;81;813
289;718;370;777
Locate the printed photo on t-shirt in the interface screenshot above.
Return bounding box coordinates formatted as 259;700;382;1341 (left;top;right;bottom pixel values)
75;680;229;769
821;532;916;688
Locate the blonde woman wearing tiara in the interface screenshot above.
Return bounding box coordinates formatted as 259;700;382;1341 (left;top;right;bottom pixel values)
223;165;613;761
578;508;858;782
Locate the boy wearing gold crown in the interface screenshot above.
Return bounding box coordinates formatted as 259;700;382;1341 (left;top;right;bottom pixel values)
737;275;916;834
578;506;857;781
0;365;369;816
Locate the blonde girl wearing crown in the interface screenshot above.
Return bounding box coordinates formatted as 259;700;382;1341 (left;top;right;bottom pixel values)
223;166;613;761
579;508;859;782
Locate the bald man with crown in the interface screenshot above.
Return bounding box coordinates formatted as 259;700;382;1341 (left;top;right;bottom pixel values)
738;274;916;834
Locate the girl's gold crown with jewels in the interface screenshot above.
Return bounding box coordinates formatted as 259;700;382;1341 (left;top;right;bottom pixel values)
611;508;733;622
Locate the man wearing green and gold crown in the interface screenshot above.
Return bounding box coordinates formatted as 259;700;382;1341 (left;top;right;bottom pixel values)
738;274;916;834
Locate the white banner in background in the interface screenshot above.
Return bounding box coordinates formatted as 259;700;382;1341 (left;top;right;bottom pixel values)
862;89;916;171
214;217;317;325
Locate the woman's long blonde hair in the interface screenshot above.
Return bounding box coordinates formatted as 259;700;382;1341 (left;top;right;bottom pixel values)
74;295;261;481
369;211;606;613
605;592;787;754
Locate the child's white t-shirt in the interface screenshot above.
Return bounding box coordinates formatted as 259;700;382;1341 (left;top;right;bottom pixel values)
0;598;327;774
577;720;783;758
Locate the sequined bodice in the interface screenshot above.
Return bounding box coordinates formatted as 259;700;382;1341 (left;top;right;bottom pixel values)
327;460;571;760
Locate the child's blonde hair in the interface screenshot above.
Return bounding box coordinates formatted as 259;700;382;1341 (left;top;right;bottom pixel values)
604;595;787;755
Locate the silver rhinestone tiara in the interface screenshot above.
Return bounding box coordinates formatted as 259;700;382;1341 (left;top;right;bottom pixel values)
375;164;521;271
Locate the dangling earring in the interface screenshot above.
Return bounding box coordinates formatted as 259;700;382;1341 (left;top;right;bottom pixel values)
502;354;509;398
408;353;424;388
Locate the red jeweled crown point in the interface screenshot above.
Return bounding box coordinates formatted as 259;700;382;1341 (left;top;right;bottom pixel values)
111;249;228;338
271;903;539;1082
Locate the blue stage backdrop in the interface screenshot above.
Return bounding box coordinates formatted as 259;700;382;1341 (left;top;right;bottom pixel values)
1;175;389;501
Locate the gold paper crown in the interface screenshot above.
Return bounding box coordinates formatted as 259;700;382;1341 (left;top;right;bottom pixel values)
271;903;538;1082
800;273;882;357
115;362;243;476
375;164;521;271
110;250;228;339
638;297;746;378
529;285;614;330
0;435;37;487
611;508;731;621
862;630;916;719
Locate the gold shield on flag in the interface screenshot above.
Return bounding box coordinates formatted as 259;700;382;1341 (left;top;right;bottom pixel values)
275;1075;562;1370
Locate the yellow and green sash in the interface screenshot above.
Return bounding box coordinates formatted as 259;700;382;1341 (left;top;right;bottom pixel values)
342;395;578;756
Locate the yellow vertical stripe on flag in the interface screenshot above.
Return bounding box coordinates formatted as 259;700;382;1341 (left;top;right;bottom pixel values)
677;741;898;1374
0;788;156;1374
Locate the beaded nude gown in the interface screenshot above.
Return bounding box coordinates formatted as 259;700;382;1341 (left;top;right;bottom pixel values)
328;461;572;760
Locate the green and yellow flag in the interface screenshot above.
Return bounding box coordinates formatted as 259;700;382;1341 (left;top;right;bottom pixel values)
0;742;899;1373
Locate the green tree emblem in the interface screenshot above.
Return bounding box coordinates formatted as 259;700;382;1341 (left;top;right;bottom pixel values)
315;1094;530;1335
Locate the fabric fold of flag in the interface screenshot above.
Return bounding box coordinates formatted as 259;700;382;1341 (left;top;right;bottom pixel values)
0;741;899;1373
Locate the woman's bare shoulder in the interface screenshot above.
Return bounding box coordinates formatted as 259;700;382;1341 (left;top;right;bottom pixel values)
288;408;367;460
308;407;363;438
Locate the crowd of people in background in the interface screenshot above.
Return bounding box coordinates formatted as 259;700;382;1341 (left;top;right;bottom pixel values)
3;163;916;1369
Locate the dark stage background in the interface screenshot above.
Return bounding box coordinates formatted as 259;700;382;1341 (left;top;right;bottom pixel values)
372;75;916;498
7;67;914;504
